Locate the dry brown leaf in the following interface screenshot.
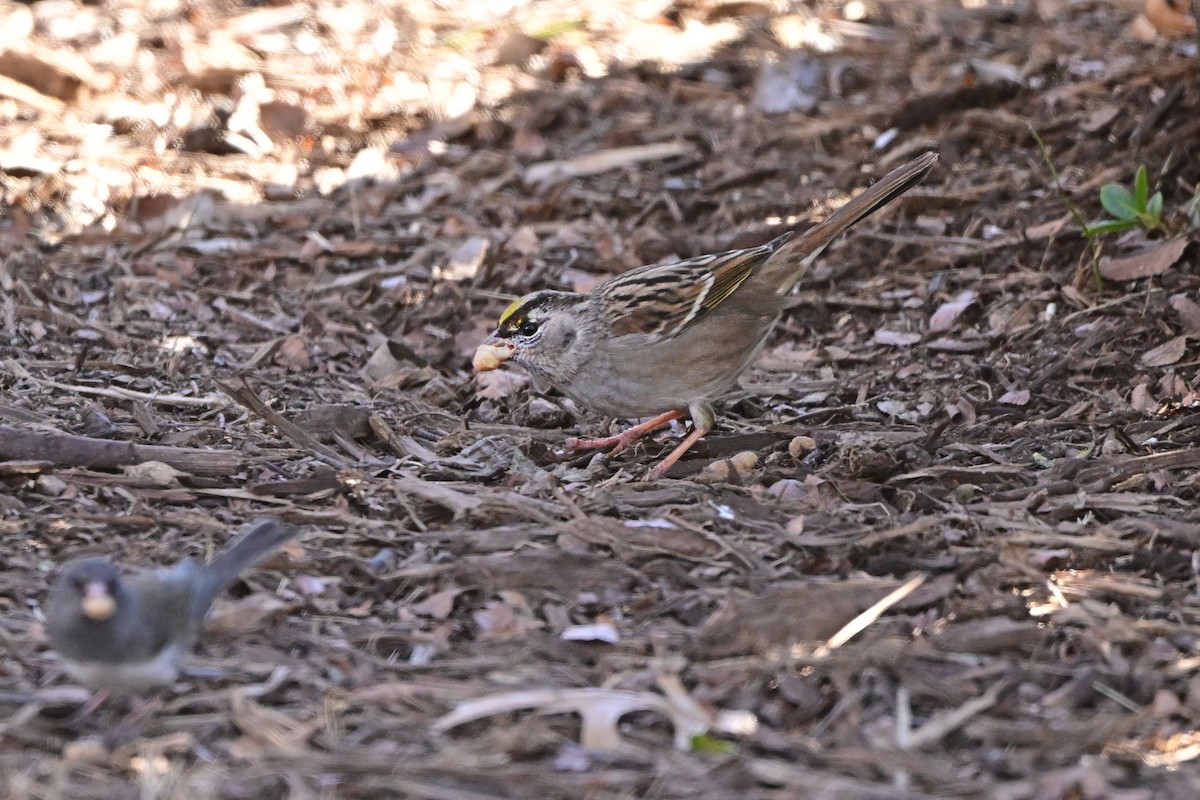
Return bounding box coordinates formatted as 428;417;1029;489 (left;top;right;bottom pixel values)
207;593;290;635
362;340;406;383
566;516;723;560
946;397;977;425
1130;382;1157;412
998;389;1031;406
275;335;311;371
873;329;922;347
392;475;483;518
122;460;186;487
229;689;319;757
1169;293;1200;333
259;100;308;139
1159;371;1192;397
430;673;748;752
220;4;308;36
1141;0;1197;36
692;581;892;658
988;299;1038;336
1099;237;1189;282
1129;13;1163;41
933;617;1045;655
506;225;541;256
523;142;691;187
1024;215;1070;239
1081;104;1121;133
1140;335;1188;368
475;369;529;400
753;55;821;115
0;47;108;101
926;334;995;352
928;290;978;332
473;599;541;641
436;236;488;282
410;587;461;620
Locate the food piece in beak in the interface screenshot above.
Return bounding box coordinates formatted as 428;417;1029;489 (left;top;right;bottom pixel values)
81;581;117;621
473;340;515;371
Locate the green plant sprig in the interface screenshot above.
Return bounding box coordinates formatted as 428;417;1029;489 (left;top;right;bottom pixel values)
1085;165;1164;236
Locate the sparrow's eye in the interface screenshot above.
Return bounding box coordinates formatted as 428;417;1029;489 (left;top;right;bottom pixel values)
517;321;540;337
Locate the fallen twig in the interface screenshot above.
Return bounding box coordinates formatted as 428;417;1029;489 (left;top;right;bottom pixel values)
0;424;243;476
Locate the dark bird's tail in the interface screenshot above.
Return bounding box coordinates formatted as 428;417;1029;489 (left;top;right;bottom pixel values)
193;518;296;612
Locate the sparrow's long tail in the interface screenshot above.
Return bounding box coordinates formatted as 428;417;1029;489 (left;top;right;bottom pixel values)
193;518;296;614
760;151;937;293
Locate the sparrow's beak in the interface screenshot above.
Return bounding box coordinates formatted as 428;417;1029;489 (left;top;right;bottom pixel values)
473;336;516;371
80;581;117;621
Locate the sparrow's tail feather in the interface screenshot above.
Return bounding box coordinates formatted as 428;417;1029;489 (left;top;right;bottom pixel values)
193;518;296;614
761;151;937;293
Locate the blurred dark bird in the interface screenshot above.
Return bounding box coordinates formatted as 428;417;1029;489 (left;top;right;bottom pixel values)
45;518;295;691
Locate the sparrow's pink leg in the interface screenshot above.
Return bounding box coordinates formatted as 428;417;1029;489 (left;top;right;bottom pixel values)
643;419;712;481
562;410;686;456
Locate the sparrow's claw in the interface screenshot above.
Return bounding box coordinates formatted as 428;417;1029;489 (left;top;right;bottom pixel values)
557;409;688;462
560;434;629;457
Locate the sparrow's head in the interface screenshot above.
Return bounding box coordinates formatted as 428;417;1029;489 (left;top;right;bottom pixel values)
55;558;123;621
473;290;590;382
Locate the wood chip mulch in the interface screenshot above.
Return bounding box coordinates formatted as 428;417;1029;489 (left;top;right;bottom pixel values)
1;0;1199;797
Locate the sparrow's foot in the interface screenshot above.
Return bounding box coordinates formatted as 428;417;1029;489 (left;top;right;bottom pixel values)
642;422;711;481
558;410;686;459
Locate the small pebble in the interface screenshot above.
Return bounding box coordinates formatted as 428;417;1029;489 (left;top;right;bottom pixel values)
63;738;108;763
35;475;69;496
788;436;817;460
697;451;759;482
728;451;759;473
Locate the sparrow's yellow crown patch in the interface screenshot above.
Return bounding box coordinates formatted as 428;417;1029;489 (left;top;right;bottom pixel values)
497;296;529;327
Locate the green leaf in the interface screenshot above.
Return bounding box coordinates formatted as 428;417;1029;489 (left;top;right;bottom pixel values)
1145;192;1163;224
690;734;735;754
1134;165;1149;209
530;18;587;39
1100;184;1138;220
1085;218;1138;236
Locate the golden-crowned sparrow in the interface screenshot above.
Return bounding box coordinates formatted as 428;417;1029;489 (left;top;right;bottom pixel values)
474;152;937;480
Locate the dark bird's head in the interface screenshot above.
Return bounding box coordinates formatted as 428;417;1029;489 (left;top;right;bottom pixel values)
55;558;123;622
